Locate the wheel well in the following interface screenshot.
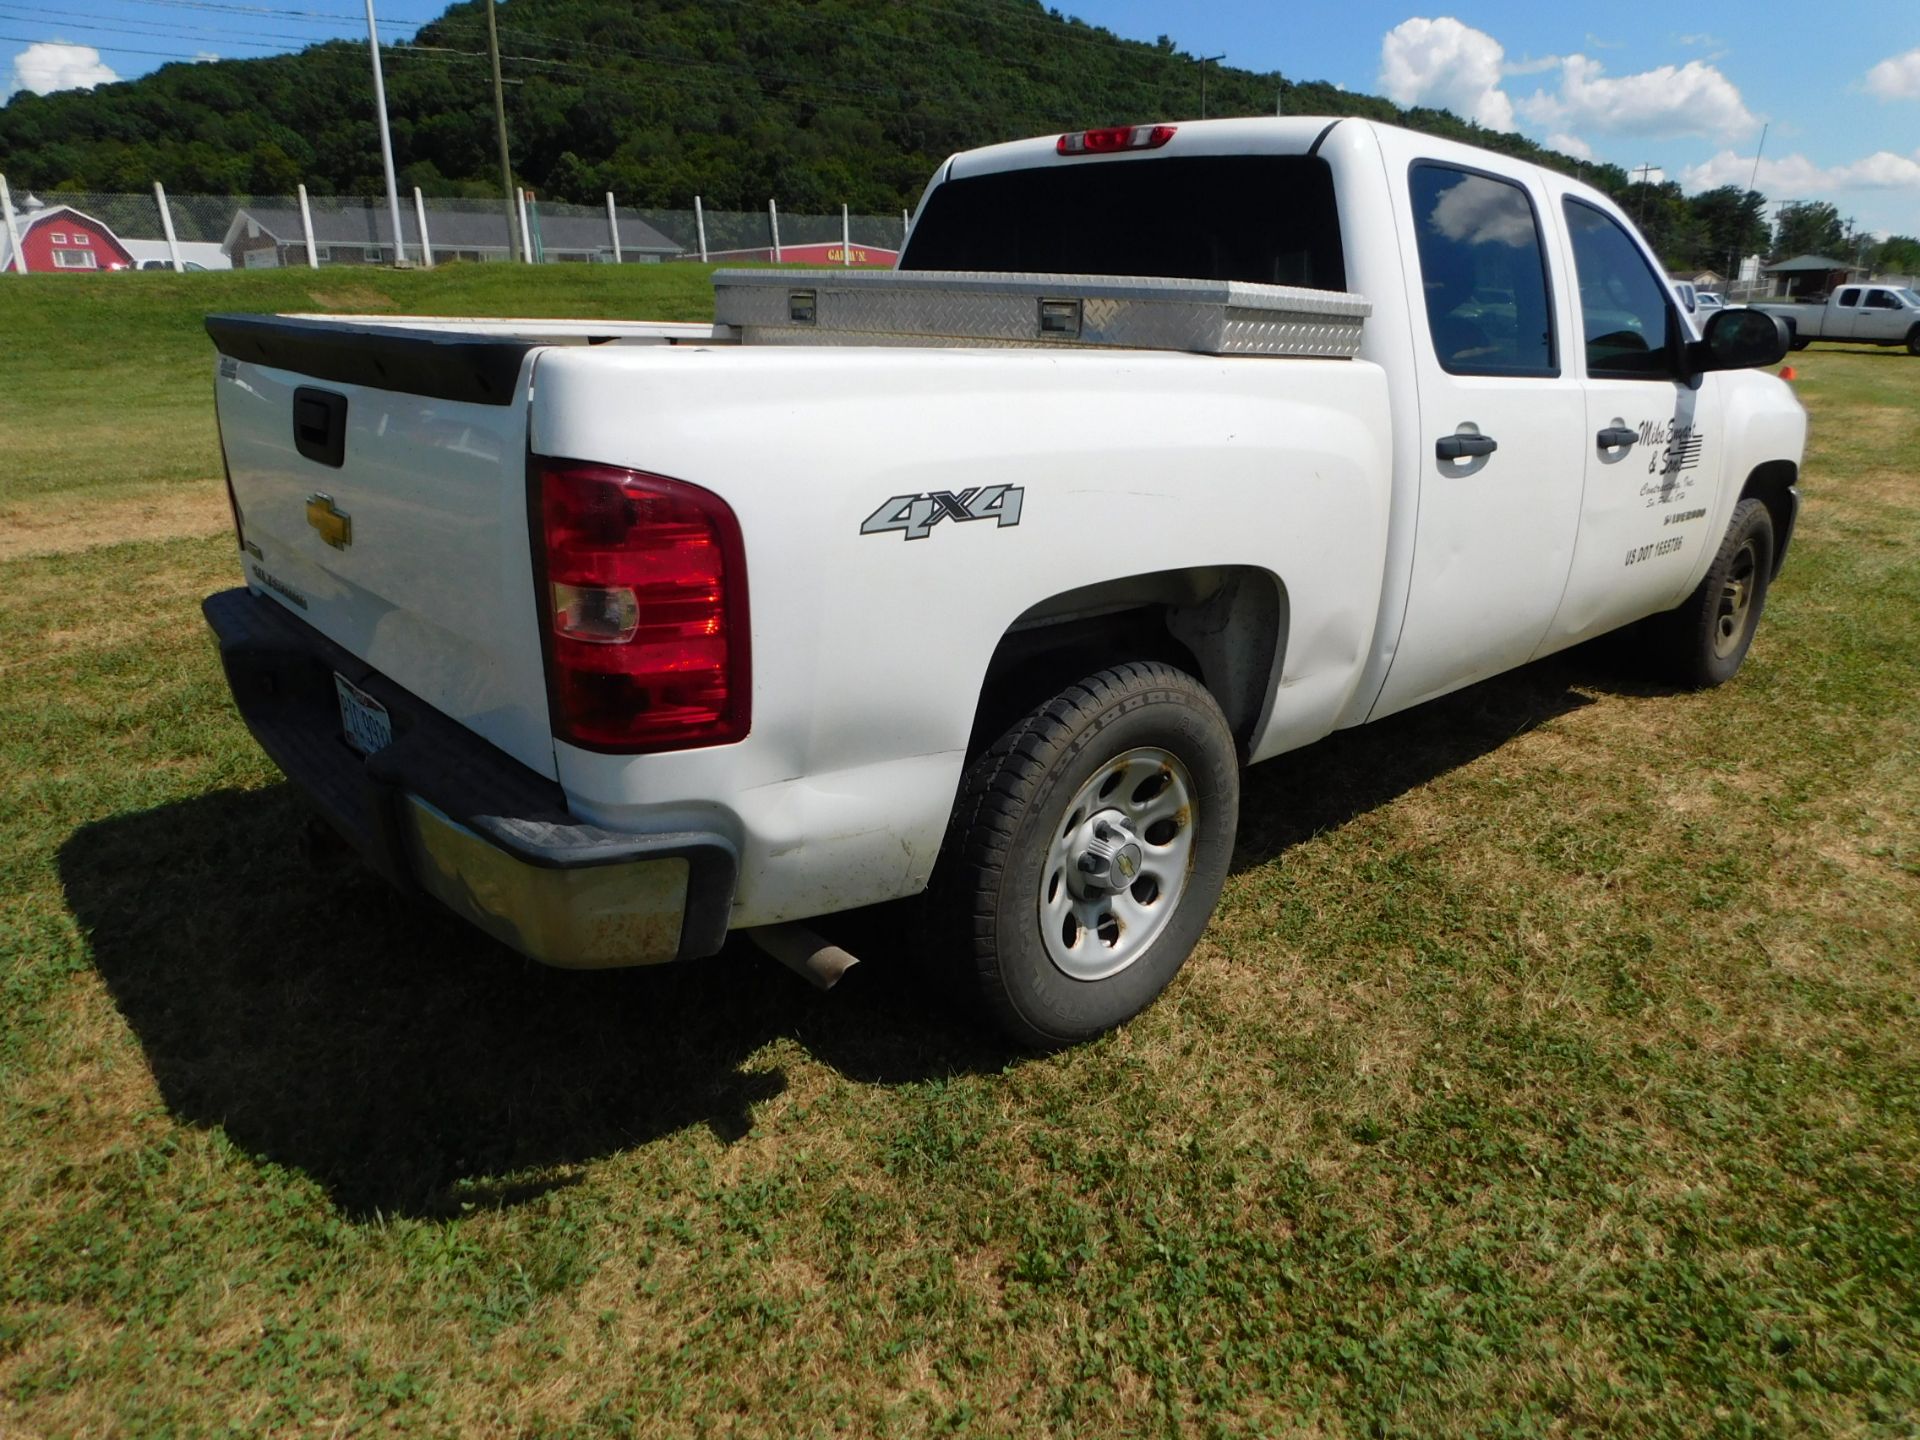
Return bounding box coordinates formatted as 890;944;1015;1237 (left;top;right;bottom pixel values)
1740;459;1798;578
966;567;1287;760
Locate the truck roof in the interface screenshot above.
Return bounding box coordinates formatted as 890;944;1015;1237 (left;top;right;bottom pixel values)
935;115;1614;214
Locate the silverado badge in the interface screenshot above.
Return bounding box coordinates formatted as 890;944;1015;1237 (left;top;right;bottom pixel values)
305;493;352;549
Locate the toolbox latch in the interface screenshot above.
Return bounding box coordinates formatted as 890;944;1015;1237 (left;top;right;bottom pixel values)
1037;298;1082;338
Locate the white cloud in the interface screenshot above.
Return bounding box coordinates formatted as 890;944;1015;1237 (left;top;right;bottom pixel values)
1546;131;1594;161
193;51;220;63
1379;17;1516;131
1865;47;1920;101
1520;54;1758;141
1675;33;1721;48
1378;18;1759;147
1681;148;1920;195
4;41;118;101
1502;54;1561;78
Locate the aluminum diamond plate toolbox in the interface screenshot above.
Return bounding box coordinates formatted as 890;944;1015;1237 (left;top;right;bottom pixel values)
712;269;1370;358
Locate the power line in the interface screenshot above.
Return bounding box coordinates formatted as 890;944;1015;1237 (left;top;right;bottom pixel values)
0;5;360;49
109;0;435;22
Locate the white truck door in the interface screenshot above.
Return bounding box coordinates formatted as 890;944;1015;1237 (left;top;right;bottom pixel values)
1831;287;1863;340
1862;288;1908;342
1537;195;1729;649
1370;156;1586;716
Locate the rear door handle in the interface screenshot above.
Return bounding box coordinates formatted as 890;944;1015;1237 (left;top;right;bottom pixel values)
1596;426;1638;452
1436;433;1498;461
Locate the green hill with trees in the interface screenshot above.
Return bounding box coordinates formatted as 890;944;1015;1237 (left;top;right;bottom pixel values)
1;0;1912;274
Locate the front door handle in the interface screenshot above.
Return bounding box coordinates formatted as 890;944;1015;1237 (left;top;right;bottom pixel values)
1597;425;1638;452
1436;432;1498;461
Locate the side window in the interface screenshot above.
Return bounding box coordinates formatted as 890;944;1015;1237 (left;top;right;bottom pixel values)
1866;290;1899;310
1838;287;1861;308
1562;199;1680;379
1410;163;1556;376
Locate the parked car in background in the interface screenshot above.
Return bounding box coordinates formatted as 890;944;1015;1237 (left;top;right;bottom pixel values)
1752;284;1920;353
1696;292;1726;314
135;258;210;272
200;116;1806;1048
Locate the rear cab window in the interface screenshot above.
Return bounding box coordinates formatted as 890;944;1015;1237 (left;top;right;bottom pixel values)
900;154;1346;289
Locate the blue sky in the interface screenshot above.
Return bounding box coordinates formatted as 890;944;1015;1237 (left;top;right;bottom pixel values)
4;0;1917;235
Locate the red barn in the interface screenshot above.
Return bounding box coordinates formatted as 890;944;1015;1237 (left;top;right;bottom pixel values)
1;203;137;274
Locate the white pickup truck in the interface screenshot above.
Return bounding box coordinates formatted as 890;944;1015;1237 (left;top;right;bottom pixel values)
1752;283;1920;354
204;117;1805;1048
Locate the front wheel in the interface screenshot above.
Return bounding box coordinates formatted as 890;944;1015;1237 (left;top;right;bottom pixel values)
1646;498;1775;688
927;661;1239;1049
1906;324;1920;357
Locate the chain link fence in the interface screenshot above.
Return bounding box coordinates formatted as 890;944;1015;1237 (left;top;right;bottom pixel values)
0;179;909;272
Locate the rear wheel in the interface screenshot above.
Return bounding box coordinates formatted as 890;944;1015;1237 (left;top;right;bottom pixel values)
1906;324;1920;356
1646;498;1775;688
928;661;1239;1049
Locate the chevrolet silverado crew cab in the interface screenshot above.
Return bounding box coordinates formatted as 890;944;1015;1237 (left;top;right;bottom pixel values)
203;117;1805;1048
1752;283;1920;354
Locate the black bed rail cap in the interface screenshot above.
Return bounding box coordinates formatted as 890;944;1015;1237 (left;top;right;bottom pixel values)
205;312;535;407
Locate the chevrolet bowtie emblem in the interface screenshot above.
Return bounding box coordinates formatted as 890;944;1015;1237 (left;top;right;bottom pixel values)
305;493;352;549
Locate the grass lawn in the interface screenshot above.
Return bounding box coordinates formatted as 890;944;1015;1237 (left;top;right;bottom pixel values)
1;269;1917;1437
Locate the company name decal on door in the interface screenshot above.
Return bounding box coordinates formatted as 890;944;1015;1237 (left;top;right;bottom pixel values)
1640;420;1704;477
1638;421;1708;511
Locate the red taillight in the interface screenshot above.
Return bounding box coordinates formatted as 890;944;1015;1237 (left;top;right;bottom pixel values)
1056;124;1176;156
535;460;750;752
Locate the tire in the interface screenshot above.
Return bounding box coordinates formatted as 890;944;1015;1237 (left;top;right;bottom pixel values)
1906;324;1920;357
927;661;1239;1049
1648;498;1775;689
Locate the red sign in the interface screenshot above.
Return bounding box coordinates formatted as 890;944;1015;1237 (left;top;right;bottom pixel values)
704;242;899;267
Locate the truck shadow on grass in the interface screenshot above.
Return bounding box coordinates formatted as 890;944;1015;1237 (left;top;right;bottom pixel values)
57;646;1645;1221
58;785;999;1220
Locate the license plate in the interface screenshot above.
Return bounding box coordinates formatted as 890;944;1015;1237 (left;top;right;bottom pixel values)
334;672;393;757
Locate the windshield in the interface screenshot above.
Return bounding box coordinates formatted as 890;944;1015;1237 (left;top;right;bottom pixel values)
1900;289;1920;308
902;155;1347;290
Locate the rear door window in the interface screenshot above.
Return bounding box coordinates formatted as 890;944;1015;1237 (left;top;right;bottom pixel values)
1408;163;1557;376
1562;199;1680;379
1838;288;1861;307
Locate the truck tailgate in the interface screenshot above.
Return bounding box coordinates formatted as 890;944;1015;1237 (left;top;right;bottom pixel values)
208;316;556;780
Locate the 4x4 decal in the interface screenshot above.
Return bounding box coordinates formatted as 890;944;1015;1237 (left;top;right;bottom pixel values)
860;485;1024;541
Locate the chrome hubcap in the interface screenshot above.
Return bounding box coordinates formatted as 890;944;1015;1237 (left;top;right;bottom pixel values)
1714;540;1758;659
1040;747;1197;982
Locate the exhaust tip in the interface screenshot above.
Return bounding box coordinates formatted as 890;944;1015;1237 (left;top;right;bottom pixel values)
746;923;861;991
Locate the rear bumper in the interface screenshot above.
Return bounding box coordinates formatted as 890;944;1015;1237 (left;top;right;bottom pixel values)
202;587;737;967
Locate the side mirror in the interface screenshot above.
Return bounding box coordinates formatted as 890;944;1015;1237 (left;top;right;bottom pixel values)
1693;307;1790;373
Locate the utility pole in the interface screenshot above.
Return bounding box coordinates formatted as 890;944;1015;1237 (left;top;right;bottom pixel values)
484;0;518;262
1631;163;1658;226
1724;122;1768;295
1197;53;1225;120
363;0;408;267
